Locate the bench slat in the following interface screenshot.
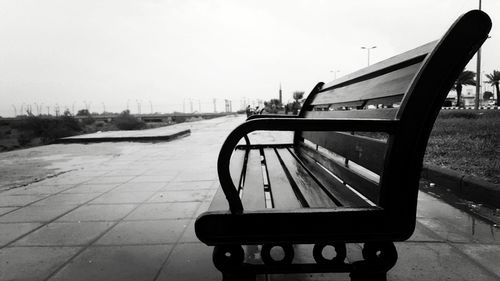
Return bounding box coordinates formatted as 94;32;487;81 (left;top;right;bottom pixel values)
304;108;398;119
241;149;266;210
296;143;379;204
263;148;303;209
301;131;387;174
292;148;373;207
312;63;422;106
275;148;338;208
230;149;247;190
322;41;435;90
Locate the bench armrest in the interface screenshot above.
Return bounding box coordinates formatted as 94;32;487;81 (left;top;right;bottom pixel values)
246;114;299;121
218;117;400;213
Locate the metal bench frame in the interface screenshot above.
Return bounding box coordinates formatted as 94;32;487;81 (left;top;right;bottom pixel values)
196;10;491;281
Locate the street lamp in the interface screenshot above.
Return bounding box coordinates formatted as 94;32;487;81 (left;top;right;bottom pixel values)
361;46;377;66
330;70;340;79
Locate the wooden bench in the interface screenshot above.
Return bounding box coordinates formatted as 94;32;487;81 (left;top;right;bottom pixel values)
195;10;491;281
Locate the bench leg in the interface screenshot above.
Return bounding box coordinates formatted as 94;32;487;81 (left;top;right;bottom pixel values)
350;242;397;281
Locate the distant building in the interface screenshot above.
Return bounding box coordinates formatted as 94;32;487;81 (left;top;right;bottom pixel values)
446;85;490;107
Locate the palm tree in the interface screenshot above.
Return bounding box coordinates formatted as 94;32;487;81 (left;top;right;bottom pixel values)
452;70;476;107
485;70;500;106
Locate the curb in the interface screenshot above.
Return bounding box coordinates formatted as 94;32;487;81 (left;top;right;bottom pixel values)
441;106;499;110
53;129;191;144
421;164;500;209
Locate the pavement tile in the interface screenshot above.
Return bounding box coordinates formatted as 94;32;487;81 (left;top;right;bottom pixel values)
3;184;74;195
407;220;443;242
142;169;180;176
95;219;189;245
174;170;218;182
179;220;198;243
416;191;463;219
33;193;102;206
85;175;136;185
418;217;500;244
388;242;499;281
127;175;178;183
148;190;210;203
62;183;118;194
0;204;79;222
161;180;218;191
113;182;166;192
89;191;155;204
454;244;500;277
57;204;137;222
14;221;114;246
156;243;220;281
48;245;171;281
40;176;94;186
102;169;147;176
0;246;81;281
0;194;50;207
125;202;200;220
0;207;17;216
0;222;42;246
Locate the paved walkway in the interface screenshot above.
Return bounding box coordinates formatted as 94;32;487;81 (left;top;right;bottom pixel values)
0;115;499;281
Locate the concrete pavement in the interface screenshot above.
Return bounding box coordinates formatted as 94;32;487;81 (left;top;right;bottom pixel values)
0;115;499;281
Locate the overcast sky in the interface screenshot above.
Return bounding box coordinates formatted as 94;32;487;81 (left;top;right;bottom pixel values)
1;0;499;116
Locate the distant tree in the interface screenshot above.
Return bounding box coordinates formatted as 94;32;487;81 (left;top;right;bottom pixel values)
263;99;283;114
288;91;305;115
483;91;494;100
113;110;145;130
293;91;304;102
76;109;91;116
452;70;476;107
485;70;500;106
63;109;72;116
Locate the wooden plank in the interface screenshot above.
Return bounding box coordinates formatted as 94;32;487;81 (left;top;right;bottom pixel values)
296;143;380;204
241;149;266;210
312;63;421;106
263;148;302;209
322;41;435;90
275;148;338;208
301;131;387;174
292;149;372;207
304;108;398;120
230;149;247;190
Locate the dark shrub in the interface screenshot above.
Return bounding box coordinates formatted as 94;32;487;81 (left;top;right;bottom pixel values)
82;116;95;125
13;113;83;144
113;110;145;130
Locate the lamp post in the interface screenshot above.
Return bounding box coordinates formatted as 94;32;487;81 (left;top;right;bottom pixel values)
475;0;482;110
330;70;340;79
361;46;377;66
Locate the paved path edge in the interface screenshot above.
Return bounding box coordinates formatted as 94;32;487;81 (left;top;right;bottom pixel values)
52;129;191;144
421;164;500;208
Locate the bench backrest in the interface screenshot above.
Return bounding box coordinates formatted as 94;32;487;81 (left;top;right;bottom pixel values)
294;10;491;217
